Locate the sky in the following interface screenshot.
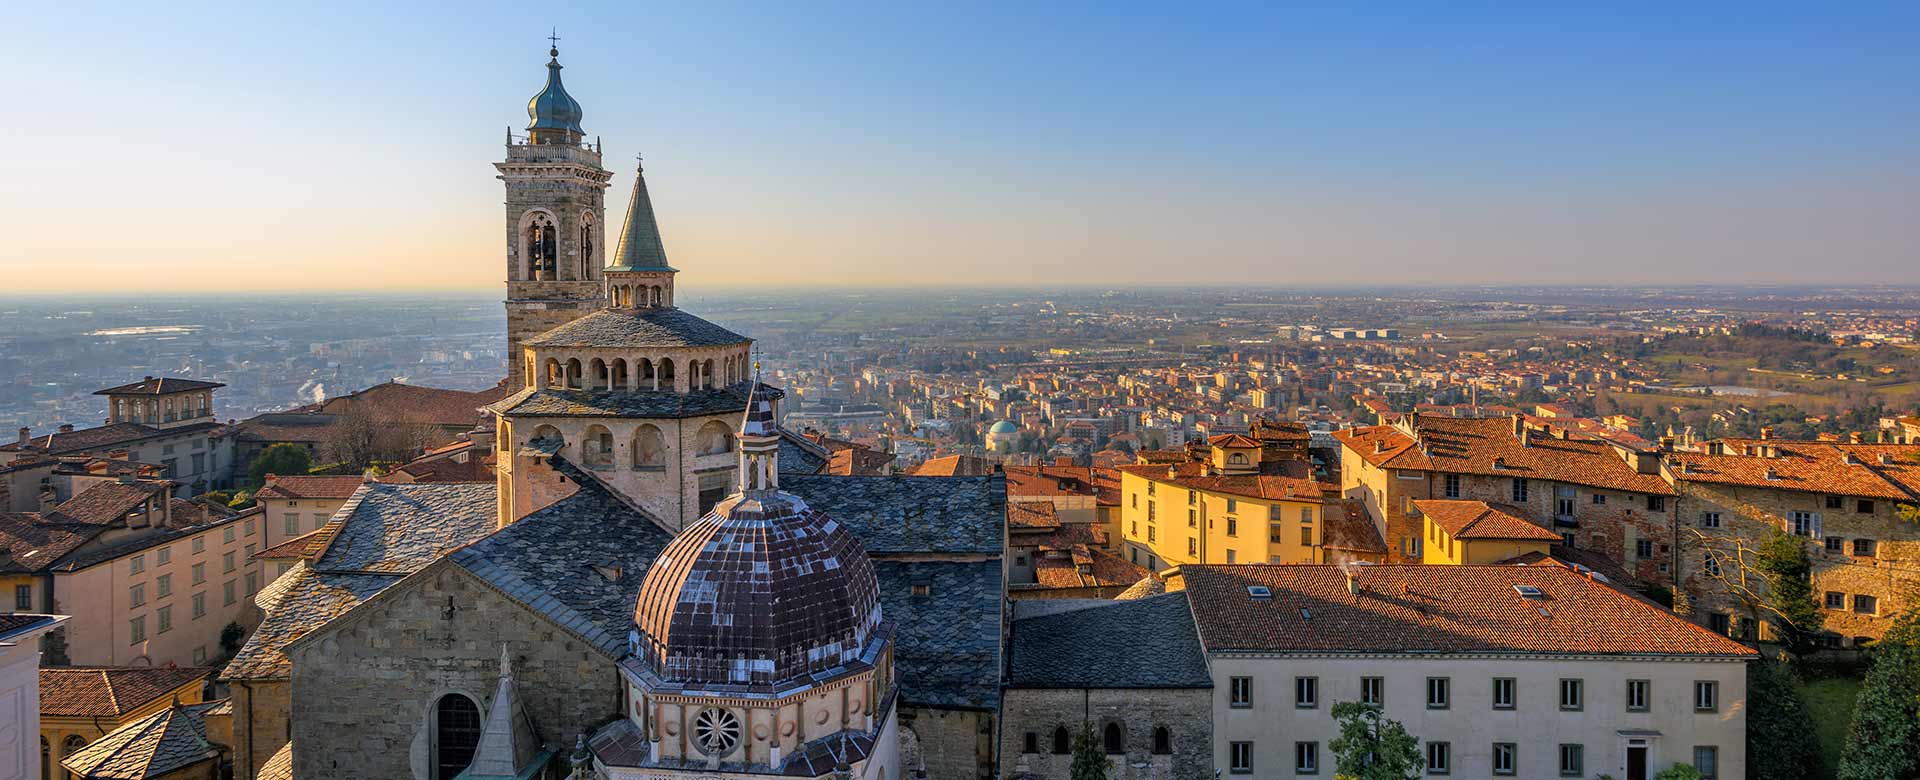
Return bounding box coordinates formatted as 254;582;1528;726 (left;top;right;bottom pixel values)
5;2;1919;293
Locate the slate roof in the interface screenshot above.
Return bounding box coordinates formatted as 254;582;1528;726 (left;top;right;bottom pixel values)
607;164;674;272
223;567;400;680
783;475;1005;555
1414;499;1561;541
311;483;497;574
450;458;674;657
60;700;225;780
0;421;222;455
40;667;214;718
777;431;831;475
484;382;782;420
1182;564;1756;657
523;307;749;349
872;559;1002;710
1334;416;1675;496
1007;593;1211;689
94;378;225;396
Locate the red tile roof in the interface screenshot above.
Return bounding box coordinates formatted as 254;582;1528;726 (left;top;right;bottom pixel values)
1321;500;1387;554
39;666;213;718
255;475;366;501
908;455;992;477
1208;434;1262;448
1031;544;1151;590
1334;416;1674;495
1008;501;1060;530
1413;499;1560;541
1668;441;1920;500
47;481;172;525
1182;564;1754;657
1114;460;1330;502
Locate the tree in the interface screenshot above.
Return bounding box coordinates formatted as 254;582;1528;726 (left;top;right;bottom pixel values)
1840;606;1920;780
248;443;313;487
1329;701;1422;780
219;622;248;659
1756;531;1824;655
1655;766;1704;780
1069;721;1108;780
1747;660;1819;780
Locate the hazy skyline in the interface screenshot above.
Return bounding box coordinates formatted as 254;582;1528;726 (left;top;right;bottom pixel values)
7;2;1919;294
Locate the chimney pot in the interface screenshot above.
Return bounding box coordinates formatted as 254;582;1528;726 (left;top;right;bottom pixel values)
1760;426;1774;440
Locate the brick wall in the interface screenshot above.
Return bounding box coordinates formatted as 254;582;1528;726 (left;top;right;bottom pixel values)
230;680;290;780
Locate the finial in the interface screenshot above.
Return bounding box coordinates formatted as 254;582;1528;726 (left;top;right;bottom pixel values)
499;644;513;678
548;27;561;58
635;151;644;172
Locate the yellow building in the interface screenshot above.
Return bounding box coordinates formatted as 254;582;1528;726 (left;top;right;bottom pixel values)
1416;499;1559;565
1116;437;1372;570
40;666;213;778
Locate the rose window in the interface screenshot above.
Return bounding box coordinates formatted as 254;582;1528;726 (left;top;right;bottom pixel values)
693;707;741;757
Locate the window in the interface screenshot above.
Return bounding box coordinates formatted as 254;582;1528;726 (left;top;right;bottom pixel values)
1511;478;1529;503
192;592;206;619
1103;723;1123;755
1591;493;1607;505
1426;742;1450;775
433;695;483;780
1556;495;1574;517
1693;746;1718;780
1131;494;1138;509
193;646;207;664
1825;536;1843;552
223;580;236;606
1361;676;1383;706
1152;727;1171;755
246;571;259;593
1225;550;1236;564
1191;491;1199;506
1790;511;1815;537
1854;539;1877;557
1825;591;1846;609
157;606;172;633
284;514;300;536
1826;494;1845;509
1052;727;1070;754
1230;676;1252;707
13;585;29;611
244;519;255;536
191;563;205;585
1147;527;1156;542
1858;499;1875;514
1700;511;1721;528
1189;510;1198;528
1636;539;1653;559
223;527;235;544
1492;743;1516;775
1627;679;1650;711
129;584;146;607
1189;538;1197;556
1426;676;1450;709
1226;498;1237;513
130;555;146;574
1226;517;1237;537
1022;732;1037;754
1147;483;1156;496
192;537;205;553
156;547;170;565
1647;496;1667;512
129;616;145;644
156;574;172;597
1148;503;1156;522
1559;678;1583;711
1229;742;1252;774
1300;525;1313;546
223;552;236;573
1709;613;1730;635
1295;676;1318;708
1558;744;1583;777
1295;741;1319;774
1702;552;1722;577
1491;677;1515;709
1444;474;1461;498
1854;594;1879;615
1694;681;1718;711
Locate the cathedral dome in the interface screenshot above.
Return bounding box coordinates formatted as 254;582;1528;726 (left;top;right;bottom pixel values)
526;48;585;137
988;420;1018;435
631;490;884;689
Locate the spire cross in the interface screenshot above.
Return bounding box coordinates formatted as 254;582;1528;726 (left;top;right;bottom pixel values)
548;28;561;49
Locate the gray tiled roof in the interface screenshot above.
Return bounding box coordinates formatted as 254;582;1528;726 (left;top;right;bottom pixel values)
451;459;674;656
59;700;225;780
873;559;1003;710
524;308;748;349
777;431;830;475
222;567;399;680
313;483;497;574
1007;593;1212;689
485;383;783;420
782;474;1005;555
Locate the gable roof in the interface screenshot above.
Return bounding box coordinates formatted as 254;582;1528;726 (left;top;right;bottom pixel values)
46;481;173;525
1414;499;1560;541
60;700;225;780
909;454;991;477
255;475;366;501
1182;564;1755;657
0;514;103;573
1334;416;1674;496
1007;592;1210;689
40;667;213;718
1668;441;1920;500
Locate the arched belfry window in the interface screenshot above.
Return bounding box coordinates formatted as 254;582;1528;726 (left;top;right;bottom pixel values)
1103;722;1124;755
579;211;595;277
433;694;483;780
1152;726;1171;755
523;212;559;280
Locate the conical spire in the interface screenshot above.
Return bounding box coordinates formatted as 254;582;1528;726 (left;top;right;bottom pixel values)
459;646;541;780
609;159;674;271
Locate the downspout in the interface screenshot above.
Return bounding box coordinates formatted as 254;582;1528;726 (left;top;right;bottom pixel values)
238;679;254;779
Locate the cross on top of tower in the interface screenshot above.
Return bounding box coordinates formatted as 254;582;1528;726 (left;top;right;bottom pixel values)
548;27;561;58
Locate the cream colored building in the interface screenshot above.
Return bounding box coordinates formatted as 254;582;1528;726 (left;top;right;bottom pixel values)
1179;565;1754;780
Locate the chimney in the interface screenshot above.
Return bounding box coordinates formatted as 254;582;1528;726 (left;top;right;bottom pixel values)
1881;454;1898;466
57;423;73;434
1345;567;1360;596
1374;440;1387;454
15;428;26;446
1764;467;1780;481
1849;431;1864;444
1760;426;1774;440
1512;415;1526;438
1657;435;1675;452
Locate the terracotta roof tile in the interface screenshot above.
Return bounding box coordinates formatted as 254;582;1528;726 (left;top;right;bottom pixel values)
1669;441;1920;500
1321;500;1388;554
39;667;213;718
1114;460;1330;502
1414;499;1561;541
1334;416;1674;495
255;475;365;500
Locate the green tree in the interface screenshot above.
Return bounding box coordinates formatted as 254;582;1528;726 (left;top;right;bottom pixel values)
1655;765;1704;780
227;489;255;510
1756;531;1824;655
248;443;314;487
1840;607;1920;780
1069;721;1108;780
1329;701;1423;780
1747;660;1819;780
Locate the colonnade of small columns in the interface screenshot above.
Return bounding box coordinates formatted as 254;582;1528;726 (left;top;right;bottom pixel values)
530;349;751;394
609;283;672;308
109;393;214;425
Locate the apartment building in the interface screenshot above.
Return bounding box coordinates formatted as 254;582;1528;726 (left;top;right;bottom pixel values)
1182;565;1755;780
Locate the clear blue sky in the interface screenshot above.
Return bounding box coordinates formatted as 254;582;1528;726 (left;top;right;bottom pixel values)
8;2;1918;292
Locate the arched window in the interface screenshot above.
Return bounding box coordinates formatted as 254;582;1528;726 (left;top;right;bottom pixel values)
703;359;717;390
1229;453;1247;465
530;425;564;451
1152;726;1171;755
579;211;595;277
1103;722;1123;755
638;358;656;389
62;735;87;780
544;358;563;389
523;212;558;280
698;421;734;456
565;359;583;389
632;425;666;469
433;694;483;780
583;425;615;469
39;736;48;780
588;358;608;391
610;358;629;390
658;359;676;391
1052;727;1071;755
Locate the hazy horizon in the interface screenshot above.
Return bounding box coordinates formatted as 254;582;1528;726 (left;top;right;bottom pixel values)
8;2;1919;294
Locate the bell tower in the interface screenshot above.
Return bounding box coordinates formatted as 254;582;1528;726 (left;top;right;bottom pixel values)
497;40;612;388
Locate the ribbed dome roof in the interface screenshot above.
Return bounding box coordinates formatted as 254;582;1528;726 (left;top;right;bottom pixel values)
632;491;883;688
989;420;1019;434
526;49;585;136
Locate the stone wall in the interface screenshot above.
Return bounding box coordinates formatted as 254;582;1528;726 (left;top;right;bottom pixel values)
504;296;603;388
999;688;1211;780
287;562;623;780
901;706;995;780
1676;480;1919;643
231;679;290;780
